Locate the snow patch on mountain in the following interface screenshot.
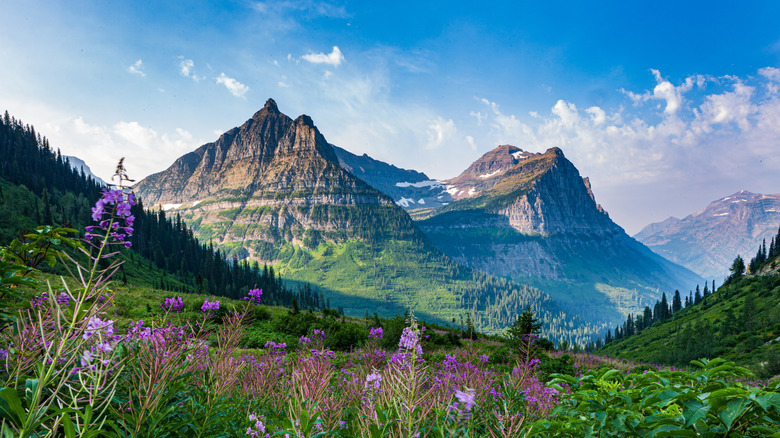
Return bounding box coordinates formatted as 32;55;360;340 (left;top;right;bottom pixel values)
479;170;502;179
395;180;443;188
395;197;416;207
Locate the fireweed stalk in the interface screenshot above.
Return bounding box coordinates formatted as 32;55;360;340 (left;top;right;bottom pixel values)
376;313;436;437
0;160;134;437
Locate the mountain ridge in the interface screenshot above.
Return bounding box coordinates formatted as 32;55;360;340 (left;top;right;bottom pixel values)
635;190;780;279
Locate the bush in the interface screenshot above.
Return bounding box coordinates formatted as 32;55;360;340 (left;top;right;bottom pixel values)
325;323;368;351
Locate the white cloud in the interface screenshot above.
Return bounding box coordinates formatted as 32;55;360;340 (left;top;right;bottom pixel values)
480;98;533;142
759;67;780;95
180;59;194;76
179;58;203;82
302;46;345;66
426;118;456;149
466;135;477;151
586;106;606;125
127;59;146;77
552;100;579;126
216;73;249;98
32;112;205;184
470;69;780;233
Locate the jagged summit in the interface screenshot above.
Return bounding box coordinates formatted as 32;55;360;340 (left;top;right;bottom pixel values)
135;99;351;206
263;98;278;112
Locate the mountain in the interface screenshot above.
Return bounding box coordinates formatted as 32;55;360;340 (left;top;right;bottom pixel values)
332;145;453;211
418;146;702;325
635;191;780;280
134;100;598;341
64;155;107;186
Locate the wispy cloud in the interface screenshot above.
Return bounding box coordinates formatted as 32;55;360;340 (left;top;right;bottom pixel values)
216;73;249;98
127;59;146;77
426;117;456;149
179;58;204;82
302;46;344;66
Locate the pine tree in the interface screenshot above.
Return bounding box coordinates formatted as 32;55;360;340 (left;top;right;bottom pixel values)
672;290;682;314
730;255;745;280
507;307;542;346
660;292;670;320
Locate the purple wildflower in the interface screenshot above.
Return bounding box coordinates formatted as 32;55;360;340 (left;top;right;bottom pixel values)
56;292;70;307
84;186;137;248
200;299;220;312
365;372;382;391
368;327;383;340
243;288;263;305
161;296;184;312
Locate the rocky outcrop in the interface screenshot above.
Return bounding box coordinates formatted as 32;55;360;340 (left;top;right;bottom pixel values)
635;191;780;279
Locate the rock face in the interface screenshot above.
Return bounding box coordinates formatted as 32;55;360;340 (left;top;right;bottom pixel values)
635;191;780;280
332;145;453;210
135;99;414;261
419;146;702;323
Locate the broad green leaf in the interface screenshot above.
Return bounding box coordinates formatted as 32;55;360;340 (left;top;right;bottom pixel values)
0;388;24;424
719;398;748;430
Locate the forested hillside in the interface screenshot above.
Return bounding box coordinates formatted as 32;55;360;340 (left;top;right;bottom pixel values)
598;232;780;377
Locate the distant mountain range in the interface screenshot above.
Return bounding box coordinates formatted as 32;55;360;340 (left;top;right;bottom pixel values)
635;191;780;280
132;98;702;336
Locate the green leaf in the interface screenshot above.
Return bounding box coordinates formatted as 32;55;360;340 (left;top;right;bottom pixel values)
719;398;748;430
60;412;76;438
0;388;24;425
682;399;710;428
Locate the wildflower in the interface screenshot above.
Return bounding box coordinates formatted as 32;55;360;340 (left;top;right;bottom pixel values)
84;186;137;248
55;292;70;306
365;372;382;391
30;292;48;308
243;288;263;305
455;388;476;412
83;316;114;340
161;296;184;312
200;299;220;313
480;354;489;364
368;326;383;340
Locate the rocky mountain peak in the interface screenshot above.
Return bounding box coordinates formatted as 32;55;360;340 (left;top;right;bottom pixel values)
135;99;349;205
635;191;780;279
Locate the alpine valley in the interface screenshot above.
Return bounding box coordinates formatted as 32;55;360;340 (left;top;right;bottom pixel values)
134;99;702;339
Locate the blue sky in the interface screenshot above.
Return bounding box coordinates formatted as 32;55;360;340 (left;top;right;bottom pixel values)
2;0;780;233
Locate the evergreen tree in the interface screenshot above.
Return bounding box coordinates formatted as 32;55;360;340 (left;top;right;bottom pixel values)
694;286;702;305
506;307;542;346
730;255;746;280
660;292;670;320
672;290;682;314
